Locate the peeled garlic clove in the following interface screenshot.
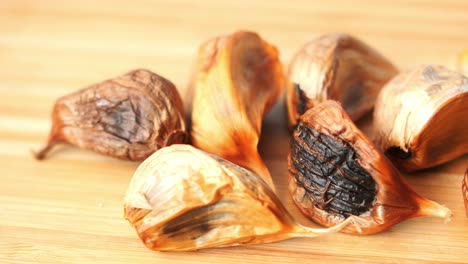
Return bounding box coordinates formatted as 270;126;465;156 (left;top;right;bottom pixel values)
124;144;350;251
374;65;468;172
463;169;468;218
35;69;188;161
190;31;285;189
286;33;398;129
288;100;451;235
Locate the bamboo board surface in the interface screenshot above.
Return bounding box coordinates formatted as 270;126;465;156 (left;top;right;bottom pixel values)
0;1;467;263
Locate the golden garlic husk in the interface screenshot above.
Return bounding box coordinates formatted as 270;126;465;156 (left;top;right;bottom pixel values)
374;65;468;172
286;33;398;129
124;144;350;251
190;31;285;189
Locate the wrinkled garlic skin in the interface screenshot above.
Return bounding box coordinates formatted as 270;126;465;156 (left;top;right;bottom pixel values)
286;33;398;129
35;69;188;161
289;100;451;234
124;144;348;252
463;169;468;218
191;31;285;189
374;65;468;172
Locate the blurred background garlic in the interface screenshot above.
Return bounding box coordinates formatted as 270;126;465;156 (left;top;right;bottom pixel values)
374;65;468;172
286;33;398;129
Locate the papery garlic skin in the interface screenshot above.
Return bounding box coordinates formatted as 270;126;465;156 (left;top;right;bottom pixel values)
124;144;349;251
374;65;468;172
286;33;398;129
35;69;187;161
190;31;285;189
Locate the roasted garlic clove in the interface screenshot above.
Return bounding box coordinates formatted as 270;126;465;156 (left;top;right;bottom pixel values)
286;33;398;129
35;69;188;161
190;31;285;189
288;100;451;235
463;169;468;218
124;144;351;251
374;65;468;172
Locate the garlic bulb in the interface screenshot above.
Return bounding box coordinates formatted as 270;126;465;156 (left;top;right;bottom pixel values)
374;65;468;172
124;144;350;251
289;100;452;234
190;31;285;189
286;33;398;129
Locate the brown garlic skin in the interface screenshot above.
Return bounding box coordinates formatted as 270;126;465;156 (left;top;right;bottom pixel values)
374;65;468;172
288;100;451;235
463;168;468;218
286;33;398;129
190;31;285;189
35;69;188;161
124;144;351;252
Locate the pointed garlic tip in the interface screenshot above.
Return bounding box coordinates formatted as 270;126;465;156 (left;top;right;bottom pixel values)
286;33;398;129
417;198;452;223
35;69;187;161
374;64;468;172
190;30;284;191
33;140;56;160
124;144;347;251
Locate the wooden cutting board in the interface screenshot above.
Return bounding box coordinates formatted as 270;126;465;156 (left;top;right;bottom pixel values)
1;1;467;263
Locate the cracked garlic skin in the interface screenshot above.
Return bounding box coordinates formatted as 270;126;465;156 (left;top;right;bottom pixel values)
286;33;398;129
34;69;188;161
288;100;451;235
190;31;285;189
374;65;468;172
124;144;350;252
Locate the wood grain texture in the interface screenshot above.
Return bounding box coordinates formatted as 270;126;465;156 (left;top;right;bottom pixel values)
0;0;467;263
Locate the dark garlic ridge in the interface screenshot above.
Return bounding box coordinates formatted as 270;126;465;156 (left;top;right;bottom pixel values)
288;100;452;234
290;124;377;218
35;69;188;161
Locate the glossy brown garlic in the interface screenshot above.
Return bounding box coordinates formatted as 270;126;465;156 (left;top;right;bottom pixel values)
124;144;351;252
374;65;468;172
463;168;468;218
286;33;398;129
35;69;188;161
288;100;451;234
190;31;285;189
